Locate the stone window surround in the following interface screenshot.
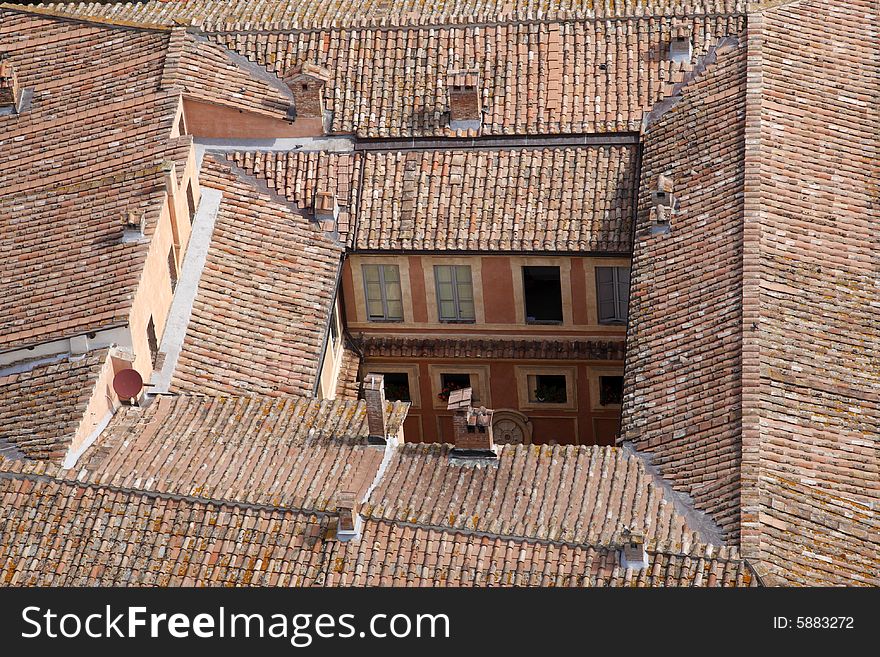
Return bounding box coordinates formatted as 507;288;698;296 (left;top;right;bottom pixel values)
515;364;578;411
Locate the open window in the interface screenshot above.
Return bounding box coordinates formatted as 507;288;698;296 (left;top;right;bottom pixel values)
522;266;563;324
530;374;568;404
439;372;471;403
382;372;411;402
599;376;624;406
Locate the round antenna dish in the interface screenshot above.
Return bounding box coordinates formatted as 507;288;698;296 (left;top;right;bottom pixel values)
113;368;143;400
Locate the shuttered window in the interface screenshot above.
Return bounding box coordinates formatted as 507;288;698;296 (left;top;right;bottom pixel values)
434;265;475;322
363;264;404;321
596;266;630;323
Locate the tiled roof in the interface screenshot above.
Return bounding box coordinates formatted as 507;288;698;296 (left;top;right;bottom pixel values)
170;155;344;396
359;336;625;361
334;344;362;400
0;458;755;586
75;394;409;509
0;9;178;350
39;0;748;31
210;14;745;138
0;350;110;461
365;443;714;553
740;0;879;586
230;150;360;244
621;39;746;541
162;27;291;119
355;145;636;252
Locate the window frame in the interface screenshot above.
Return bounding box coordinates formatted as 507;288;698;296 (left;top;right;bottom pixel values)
515;365;578;411
434;264;476;323
362;264;404;322
521;265;564;325
596;266;630;324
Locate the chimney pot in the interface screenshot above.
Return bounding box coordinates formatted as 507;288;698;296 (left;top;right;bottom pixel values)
314;190;339;233
335;491;360;540
363;373;387;445
669;24;693;65
449;391;496;457
447;69;482;133
620;528;648;570
0;56;20;114
121;210;146;242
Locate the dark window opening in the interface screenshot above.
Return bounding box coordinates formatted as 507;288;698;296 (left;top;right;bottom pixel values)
329;306;340;345
522;266;563;324
600;376;624;406
186;181;196;223
167;247;178;292
532;374;567;404
146;316;159;367
383;373;411;402
596;266;630;324
438;372;471;402
177;114;186;136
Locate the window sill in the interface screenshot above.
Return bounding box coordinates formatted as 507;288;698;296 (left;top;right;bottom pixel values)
367;318;404;323
525;319;564;326
439;319;476;324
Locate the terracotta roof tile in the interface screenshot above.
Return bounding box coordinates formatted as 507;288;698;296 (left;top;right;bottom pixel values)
0;350;110;461
364;443;710;553
208;14;744;138
358;336;625;360
356;145;637;251
170;155;344;396
231;149;360;244
74;394;408;510
0;458;755;586
40;0;748;31
334;344;362;400
621;39;746;540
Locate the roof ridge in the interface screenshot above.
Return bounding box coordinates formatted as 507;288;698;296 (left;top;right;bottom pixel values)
0;3;172;31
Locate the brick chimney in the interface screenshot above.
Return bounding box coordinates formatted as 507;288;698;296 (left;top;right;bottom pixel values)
669;23;693;65
0;56;19;113
314;190;339;232
335;490;361;541
652;173;675;208
284;62;331;123
448;388;496;457
447;70;482;133
363;373;387;445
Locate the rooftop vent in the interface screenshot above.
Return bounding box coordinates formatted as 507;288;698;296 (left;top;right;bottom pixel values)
669;24;693;65
448;388;496;458
314;190;339;232
363;373;387;445
447;70;482;133
0;55;20;114
121;210;146;243
620;527;648;570
283;62;332;123
334;491;361;541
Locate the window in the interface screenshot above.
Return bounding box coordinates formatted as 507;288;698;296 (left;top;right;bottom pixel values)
522;266;563;323
146;316;159;367
434;265;475;322
438;372;471;402
596;266;630;324
530;374;568;404
329;304;341;345
362;264;404;321
167;247;178;292
383;373;411;402
599;376;624;406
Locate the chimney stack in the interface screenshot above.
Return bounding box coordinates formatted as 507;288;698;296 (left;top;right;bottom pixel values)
363;373;387;445
448;388;496;458
121;210;146;243
314;190;339;233
0;56;19;114
620;527;648;570
669;23;693;65
335;491;360;541
447;70;482;133
284;62;332;125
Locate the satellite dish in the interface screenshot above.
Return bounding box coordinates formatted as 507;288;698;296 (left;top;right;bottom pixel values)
113;368;143;400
